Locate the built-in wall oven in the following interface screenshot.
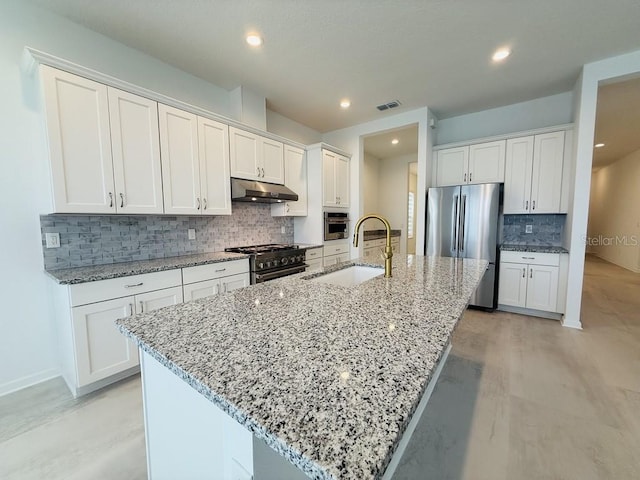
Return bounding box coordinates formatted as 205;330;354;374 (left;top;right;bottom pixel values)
324;212;350;241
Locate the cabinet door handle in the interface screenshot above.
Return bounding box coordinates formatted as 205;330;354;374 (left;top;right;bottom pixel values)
119;193;124;208
257;167;261;177
530;268;533;278
286;204;290;213
469;172;472;182
139;301;144;313
223;283;228;293
129;304;134;316
522;268;526;278
196;198;201;210
532;200;536;210
464;173;467;183
203;198;207;210
125;282;143;288
525;200;529;211
261;167;265;177
109;192;113;208
215;284;220;294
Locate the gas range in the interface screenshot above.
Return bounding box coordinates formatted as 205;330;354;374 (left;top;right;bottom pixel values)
224;244;307;284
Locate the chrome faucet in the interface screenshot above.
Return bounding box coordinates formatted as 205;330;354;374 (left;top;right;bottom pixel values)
353;214;393;278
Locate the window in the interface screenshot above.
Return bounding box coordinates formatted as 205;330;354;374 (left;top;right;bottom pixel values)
407;192;415;239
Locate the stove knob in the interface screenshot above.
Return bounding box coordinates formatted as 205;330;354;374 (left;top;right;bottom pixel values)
265;261;272;268
281;257;289;265
258;262;264;269
298;255;304;262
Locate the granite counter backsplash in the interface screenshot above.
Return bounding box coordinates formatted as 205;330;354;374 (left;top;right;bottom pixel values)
40;203;293;270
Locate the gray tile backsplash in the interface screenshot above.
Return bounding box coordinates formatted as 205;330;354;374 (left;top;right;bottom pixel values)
502;214;565;246
41;203;294;270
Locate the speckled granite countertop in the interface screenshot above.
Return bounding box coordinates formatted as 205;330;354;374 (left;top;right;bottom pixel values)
363;229;401;241
500;244;569;254
45;252;249;285
116;254;488;480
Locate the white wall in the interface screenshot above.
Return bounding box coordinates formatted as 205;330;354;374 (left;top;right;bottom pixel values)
587;150;640;272
0;0;295;395
435;92;574;144
377;154;418;255
322;108;432;259
266;109;322;145
361;152;381;230
565;48;640;329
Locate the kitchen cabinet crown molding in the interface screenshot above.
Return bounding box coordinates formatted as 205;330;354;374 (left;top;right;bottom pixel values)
22;47;306;151
433;123;574;151
306;142;352;158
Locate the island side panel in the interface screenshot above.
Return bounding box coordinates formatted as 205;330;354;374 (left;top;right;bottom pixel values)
140;350;254;480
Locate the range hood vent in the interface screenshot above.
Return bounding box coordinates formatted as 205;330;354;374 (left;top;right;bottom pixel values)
231;178;298;204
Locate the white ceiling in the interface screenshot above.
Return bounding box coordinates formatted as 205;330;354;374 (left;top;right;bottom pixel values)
364;124;418;159
28;0;640;133
593;76;640;169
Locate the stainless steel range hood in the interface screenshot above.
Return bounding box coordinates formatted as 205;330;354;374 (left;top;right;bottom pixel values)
231;178;299;203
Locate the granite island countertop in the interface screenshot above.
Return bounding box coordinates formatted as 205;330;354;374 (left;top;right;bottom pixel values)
500;244;569;254
116;254;488;479
45;251;249;285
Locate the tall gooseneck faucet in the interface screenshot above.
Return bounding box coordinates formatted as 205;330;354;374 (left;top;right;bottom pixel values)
353;214;393;278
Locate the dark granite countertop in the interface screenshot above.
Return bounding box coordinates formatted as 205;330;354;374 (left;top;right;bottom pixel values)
45;252;249;285
500;244;569;254
116;254;488;480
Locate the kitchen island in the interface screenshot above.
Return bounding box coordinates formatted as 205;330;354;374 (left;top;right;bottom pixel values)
116;254;488;479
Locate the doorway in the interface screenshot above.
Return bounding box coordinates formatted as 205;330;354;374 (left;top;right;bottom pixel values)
362;125;419;254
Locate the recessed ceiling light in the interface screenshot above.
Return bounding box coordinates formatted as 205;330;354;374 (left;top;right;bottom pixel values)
492;48;511;62
246;34;263;47
594;143;605;148
340;99;351;109
391;138;399;145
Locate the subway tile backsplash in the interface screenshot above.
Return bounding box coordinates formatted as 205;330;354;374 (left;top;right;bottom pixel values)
502;214;565;246
41;203;294;270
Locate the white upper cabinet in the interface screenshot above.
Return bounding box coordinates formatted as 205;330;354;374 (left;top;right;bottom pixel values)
41;65;115;213
158;105;202;215
323;150;350;208
467;140;505;184
198;117;232;215
435;147;468;187
504;131;565;214
435;140;505;187
229;127;284;184
272;145;307;216
108;87;163;214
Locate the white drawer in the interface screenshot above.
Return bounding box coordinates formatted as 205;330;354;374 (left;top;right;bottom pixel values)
182;259;249;285
305;247;323;260
305;258;323;272
324;241;349;256
70;269;182;307
501;251;560;266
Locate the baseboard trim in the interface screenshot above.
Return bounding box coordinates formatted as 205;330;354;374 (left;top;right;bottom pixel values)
590;253;640;274
0;369;60;397
497;304;562;321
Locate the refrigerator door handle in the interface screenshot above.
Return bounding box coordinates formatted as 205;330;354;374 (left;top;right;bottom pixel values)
459;195;467;251
452;194;459;252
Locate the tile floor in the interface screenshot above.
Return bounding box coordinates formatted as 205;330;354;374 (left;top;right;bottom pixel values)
1;255;639;479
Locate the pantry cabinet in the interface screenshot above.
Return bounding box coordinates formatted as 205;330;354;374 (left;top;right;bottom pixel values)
271;145;307;216
435;140;505;187
323;150;350;207
504;131;565;214
159;105;231;215
229;127;284;184
498;251;560;313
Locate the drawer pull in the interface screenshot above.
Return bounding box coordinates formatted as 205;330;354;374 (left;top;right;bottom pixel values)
522;257;535;260
215;268;226;273
125;282;144;288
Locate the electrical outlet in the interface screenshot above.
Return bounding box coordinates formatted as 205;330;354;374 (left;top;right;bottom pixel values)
45;232;60;248
281;226;286;234
525;225;533;234
188;228;196;240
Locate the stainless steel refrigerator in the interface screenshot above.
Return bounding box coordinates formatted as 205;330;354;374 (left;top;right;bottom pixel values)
426;183;500;309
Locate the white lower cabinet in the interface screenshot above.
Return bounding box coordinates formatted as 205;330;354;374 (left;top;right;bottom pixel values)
498;251;561;314
305;247;323;272
182;259;250;302
323;253;350;267
323;241;350;266
362;237;400;260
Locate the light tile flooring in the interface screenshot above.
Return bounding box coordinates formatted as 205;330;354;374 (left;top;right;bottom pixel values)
1;255;639;479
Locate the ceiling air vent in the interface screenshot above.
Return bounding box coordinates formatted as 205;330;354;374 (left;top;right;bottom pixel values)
376;100;402;111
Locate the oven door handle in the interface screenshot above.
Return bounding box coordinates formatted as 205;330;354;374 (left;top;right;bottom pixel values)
254;265;308;283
